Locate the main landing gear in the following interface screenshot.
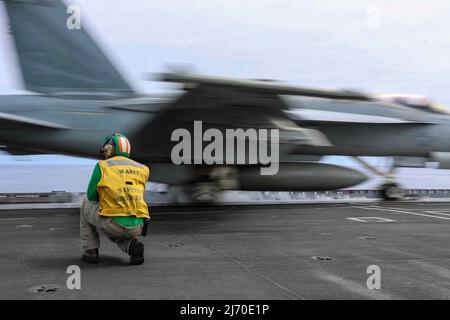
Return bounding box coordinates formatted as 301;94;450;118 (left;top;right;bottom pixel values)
352;157;406;201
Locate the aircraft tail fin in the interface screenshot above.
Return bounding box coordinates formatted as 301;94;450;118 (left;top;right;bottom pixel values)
3;0;135;97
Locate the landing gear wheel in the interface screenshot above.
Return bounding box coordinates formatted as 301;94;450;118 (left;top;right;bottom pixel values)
380;183;405;201
191;182;220;203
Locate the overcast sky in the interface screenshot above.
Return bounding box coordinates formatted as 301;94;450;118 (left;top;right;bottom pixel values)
0;0;450;164
2;0;450;98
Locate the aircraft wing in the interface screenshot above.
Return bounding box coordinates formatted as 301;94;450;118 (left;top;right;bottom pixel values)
133;71;436;162
0;112;69;130
157;72;372;101
283;109;436;126
0;112;68;155
154;72;437;127
132;80;333;162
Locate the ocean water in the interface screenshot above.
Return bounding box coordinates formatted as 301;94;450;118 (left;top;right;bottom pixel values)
0;165;94;193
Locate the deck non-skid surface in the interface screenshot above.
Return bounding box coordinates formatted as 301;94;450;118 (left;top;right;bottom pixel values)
1;202;450;299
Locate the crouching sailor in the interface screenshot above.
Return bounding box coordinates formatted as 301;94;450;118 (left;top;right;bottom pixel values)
80;133;150;265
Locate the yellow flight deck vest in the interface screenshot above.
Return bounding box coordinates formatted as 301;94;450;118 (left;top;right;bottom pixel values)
97;156;150;219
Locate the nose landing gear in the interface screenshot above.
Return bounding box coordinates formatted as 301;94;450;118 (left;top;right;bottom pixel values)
191;167;241;203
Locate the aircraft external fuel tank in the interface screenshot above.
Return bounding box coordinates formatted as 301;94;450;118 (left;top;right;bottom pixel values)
237;162;367;191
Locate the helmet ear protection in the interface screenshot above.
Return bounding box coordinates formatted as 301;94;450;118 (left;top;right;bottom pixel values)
100;135;115;154
101;144;114;156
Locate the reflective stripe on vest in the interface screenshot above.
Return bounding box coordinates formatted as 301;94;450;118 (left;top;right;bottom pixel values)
97;156;150;219
106;159;145;169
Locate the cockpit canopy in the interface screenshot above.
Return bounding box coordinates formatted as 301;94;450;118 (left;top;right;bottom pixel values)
376;94;450;115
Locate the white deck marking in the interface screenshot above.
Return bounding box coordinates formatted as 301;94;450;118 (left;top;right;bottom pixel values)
424;211;450;217
314;270;396;300
159;210;228;215
355;205;450;220
0;217;35;221
347;217;396;223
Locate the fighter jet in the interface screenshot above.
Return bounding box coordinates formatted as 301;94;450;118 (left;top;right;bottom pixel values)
156;72;450;200
0;0;448;202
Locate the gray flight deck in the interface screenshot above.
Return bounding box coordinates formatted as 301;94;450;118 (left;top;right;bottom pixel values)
1;201;450;299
